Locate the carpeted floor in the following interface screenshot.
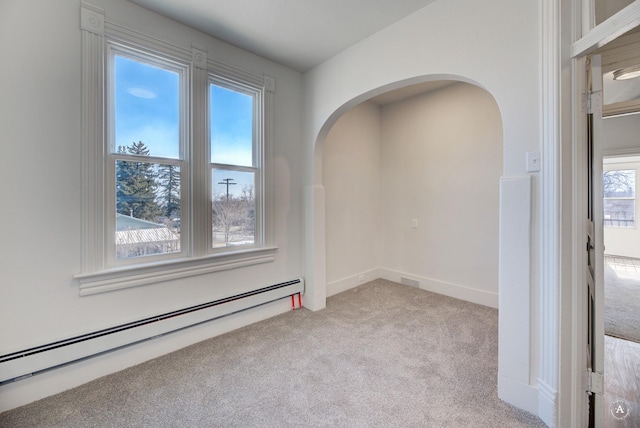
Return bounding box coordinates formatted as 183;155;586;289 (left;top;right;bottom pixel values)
0;279;546;427
605;262;640;344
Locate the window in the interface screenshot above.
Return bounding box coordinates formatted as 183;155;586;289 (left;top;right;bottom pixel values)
603;169;636;227
109;47;186;263
77;5;275;295
210;81;260;249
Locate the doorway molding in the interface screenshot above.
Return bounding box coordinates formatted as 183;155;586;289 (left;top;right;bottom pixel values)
304;74;488;314
562;1;640;427
539;0;562;424
307;72;539;416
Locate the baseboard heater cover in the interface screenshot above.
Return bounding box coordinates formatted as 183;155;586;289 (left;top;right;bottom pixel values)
0;278;304;385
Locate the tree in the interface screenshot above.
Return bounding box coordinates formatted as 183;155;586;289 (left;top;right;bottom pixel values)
116;141;163;222
212;184;255;246
239;185;255;234
603;170;635;198
157;164;181;222
213;192;239;245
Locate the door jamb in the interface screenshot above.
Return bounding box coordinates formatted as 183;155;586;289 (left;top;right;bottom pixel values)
567;4;640;427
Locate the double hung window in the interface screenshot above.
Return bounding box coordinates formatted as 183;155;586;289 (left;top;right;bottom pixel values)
210;80;261;249
77;5;274;294
109;45;187;262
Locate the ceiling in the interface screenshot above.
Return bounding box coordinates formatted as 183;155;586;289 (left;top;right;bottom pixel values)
595;26;640;113
129;0;437;72
603;71;640;105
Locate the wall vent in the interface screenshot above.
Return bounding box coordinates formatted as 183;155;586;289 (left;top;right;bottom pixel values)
400;277;420;288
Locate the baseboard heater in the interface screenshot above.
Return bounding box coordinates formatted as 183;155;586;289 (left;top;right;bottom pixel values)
0;278;304;385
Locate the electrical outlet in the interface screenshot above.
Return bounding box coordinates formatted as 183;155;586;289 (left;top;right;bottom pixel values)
412;219;418;228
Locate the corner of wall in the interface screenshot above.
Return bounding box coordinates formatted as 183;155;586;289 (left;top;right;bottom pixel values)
326;269;381;297
498;175;538;415
303;185;327;311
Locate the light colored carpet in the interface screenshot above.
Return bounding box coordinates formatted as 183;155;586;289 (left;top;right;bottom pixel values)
605;263;640;344
0;279;546;427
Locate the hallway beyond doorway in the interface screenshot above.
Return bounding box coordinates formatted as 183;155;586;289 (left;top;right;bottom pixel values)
604;256;640;344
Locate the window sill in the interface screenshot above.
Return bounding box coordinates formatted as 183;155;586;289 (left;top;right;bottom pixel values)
74;246;278;296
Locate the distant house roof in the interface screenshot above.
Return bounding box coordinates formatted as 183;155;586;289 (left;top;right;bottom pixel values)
116;214;178;245
116;214;169;231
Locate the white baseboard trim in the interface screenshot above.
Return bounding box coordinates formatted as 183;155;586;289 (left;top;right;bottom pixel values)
378;268;498;308
327;268;380;297
538;380;557;427
498;375;539;417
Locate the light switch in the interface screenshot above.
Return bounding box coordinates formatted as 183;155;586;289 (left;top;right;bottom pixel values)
526;151;540;172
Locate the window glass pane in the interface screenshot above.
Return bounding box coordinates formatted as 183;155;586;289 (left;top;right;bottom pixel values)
604;199;635;227
603;170;635;198
116;157;181;259
114;55;180;159
212;169;256;248
210;84;253;167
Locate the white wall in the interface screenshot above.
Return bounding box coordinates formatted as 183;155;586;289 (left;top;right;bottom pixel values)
303;0;543;417
603;113;640;152
379;83;502;306
323;102;382;295
0;0;303;411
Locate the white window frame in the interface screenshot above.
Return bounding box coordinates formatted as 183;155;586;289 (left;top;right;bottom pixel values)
106;41;190;266
208;75;264;252
75;4;276;296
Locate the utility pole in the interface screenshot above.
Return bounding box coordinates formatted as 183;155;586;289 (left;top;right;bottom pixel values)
218;178;236;201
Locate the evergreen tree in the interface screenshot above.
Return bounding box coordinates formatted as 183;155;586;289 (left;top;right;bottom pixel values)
157;164;181;221
115;141;163;222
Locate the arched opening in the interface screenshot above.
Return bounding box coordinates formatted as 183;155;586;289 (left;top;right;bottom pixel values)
303;75;538;415
301;75;514;416
316;78;503;305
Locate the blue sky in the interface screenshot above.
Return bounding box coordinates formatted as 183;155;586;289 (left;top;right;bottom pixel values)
115;55;255;197
115;55;180;159
210;84;253;167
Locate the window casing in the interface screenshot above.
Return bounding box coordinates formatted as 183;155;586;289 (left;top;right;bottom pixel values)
209;77;263;251
77;5;275;295
107;43;189;266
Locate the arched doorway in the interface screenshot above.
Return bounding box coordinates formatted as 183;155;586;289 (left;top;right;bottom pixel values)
304;68;539;416
320;80;503;305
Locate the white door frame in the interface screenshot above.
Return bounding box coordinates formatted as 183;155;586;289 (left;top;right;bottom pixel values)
561;2;640;427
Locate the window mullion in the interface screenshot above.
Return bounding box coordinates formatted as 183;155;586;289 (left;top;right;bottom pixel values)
191;57;211;256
